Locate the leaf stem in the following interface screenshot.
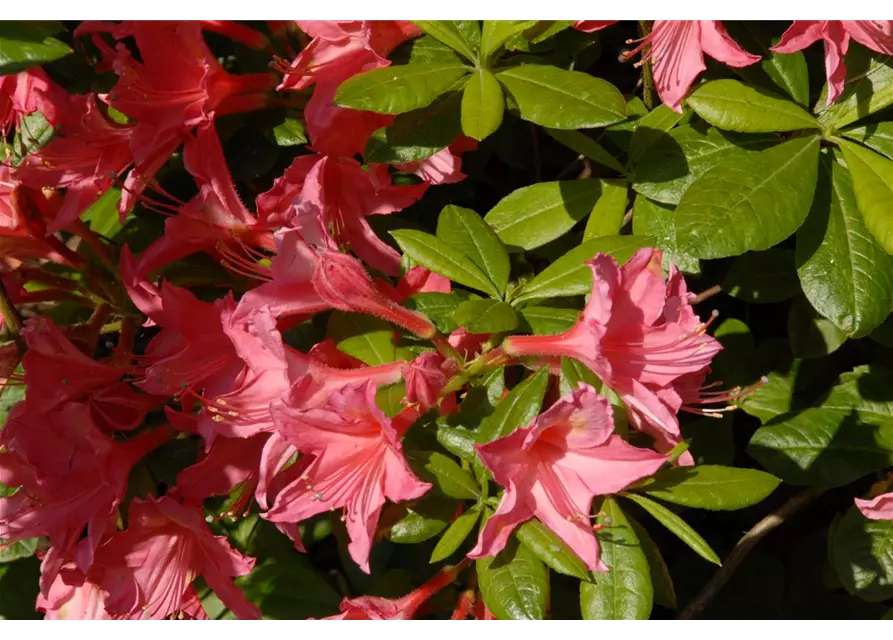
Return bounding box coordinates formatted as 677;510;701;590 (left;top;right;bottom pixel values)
638;21;654;110
677;486;827;619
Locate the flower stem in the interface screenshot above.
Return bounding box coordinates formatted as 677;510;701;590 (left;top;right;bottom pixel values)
677;486;827;619
638;20;655;110
0;279;23;338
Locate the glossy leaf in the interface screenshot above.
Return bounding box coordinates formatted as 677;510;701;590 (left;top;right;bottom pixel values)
430;507;481;563
829;505;893;603
843;123;893;161
581;497;652;620
485;179;605;251
512;235;653;305
788;295;848;359
0;21;72;75
675;136;821;259
838;139;893;254
722;248;800;303
633;465;781;511
496;64;626;129
516;519;590;581
477;538;549;620
436;205;510;294
687;79;819;132
326;312;395;365
388;497;455;544
544;128;630;176
796;151;893;337
631;195;699;274
627;105;686;163
453;299;519;333
817;49;893;130
583;179;628;240
335;64;470;115
519;307;578;335
405;292;466;334
271;117;307;147
461;69;504;141
413;21;480;62
628;513;676;610
0;538;39;564
391;230;500;297
365;92;462;163
477;367;549;443
623;493;721;566
409;450;480;500
481;20;537;60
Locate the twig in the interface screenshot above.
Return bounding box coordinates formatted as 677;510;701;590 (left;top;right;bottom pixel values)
637;21;654;110
0;279;23;337
677;486;827;619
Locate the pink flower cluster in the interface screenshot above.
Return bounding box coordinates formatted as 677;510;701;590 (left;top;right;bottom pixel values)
2;19;890;621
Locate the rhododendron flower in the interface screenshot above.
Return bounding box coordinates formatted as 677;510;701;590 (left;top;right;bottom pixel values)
96;496;260;620
503;249;722;455
574;21;619;33
403;351;456;410
278;21;420;92
134;122;276;276
15;95;134;233
469;384;668;571
771;21;893;104
75;21;277;215
0;403;171;579
261;154;426;276
0;67;68;136
37;565;112;620
625;21;760;112
856;491;893;520
265;381;430;572
324;563;465;620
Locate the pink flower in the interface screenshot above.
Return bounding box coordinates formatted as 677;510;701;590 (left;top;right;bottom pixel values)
264;381;430;572
503;248;722;456
403;351;456;410
468;384;668;571
303;80;393;158
574;21;619;33
856;489;893;520
14;95;134;233
323;563;465;620
771;21;893;104
37;565;111;620
96;496;260;620
625;21;760;112
0;67;68;137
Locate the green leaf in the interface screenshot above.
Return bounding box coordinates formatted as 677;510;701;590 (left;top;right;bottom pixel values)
796;150;893;337
0;538;39;563
461;69;504;141
843;123;893;161
817;49;893;130
838;139;893;254
401;35;464;66
405;292;465;334
436;422;478;463
830;505;893;603
581;497;652;620
272;117;307;146
519;307;578;335
737;340;799;423
748;367;893;487
326;312;395;365
485;179;606;251
477;538;549;620
544;128;630;176
633;125;776;206
413;21;480;62
583;179;628;240
453;299;519;333
11;111;55;165
0;21;72;75
235;556;341;619
0;557;41;620
722;248;800;303
82;188;125;238
376;382;406;418
686;79;819;133
632;465;780;511
496;64;626;129
477;367;549;443
335;63;470;115
409;450;480;500
391;230;500;297
628;513;676;609
631;195;699;274
365;91;462;163
627;105;686;163
481;20;538;60
726;23;809;106
436;205;510;294
430;507;481;563
675;136;821;259
388;497;455;544
788;295;848;359
513;235;653;304
559;356;601;397
516;519;590;581
623;493;721;565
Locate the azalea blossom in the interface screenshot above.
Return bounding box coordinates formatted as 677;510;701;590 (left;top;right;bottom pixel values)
469;383;668;571
771;21;893;104
503;249;722;455
0;67;68;137
624;21;760;112
264;381;430;572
